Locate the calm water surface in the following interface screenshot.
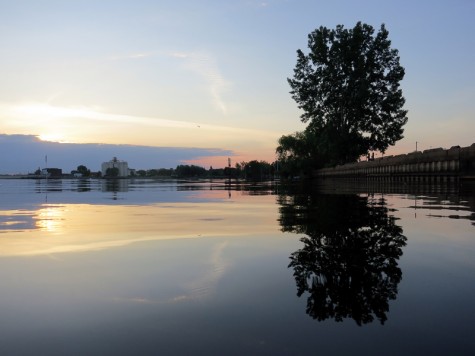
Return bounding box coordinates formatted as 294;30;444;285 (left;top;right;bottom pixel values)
0;178;474;355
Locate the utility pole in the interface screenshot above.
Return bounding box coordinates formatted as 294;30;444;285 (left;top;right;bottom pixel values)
45;155;48;182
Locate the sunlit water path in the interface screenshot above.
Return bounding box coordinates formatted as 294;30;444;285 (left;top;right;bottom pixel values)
0;178;474;355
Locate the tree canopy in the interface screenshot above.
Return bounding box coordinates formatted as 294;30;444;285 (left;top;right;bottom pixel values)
76;165;91;177
279;22;408;170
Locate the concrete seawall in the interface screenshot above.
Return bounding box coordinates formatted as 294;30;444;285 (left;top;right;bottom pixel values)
314;143;475;180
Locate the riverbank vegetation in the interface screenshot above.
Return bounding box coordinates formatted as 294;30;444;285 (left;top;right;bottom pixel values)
133;161;275;180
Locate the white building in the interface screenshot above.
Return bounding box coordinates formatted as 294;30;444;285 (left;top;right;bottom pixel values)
101;157;129;177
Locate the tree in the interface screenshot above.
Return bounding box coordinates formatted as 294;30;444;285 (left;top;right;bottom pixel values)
286;22;407;166
243;160;273;180
276;130;322;177
136;170;147;177
77;165;91;177
175;165;207;178
157;168;174;177
146;169;159;177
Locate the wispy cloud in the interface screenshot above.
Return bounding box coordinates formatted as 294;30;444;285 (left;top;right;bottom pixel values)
0;103;266;133
169;51;230;114
0;101;280;158
246;0;272;8
107;51;157;61
3;102;198;129
1;102;277;137
105;49;231;114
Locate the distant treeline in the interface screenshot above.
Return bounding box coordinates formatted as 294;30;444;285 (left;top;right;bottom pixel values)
134;160;275;180
39;160;276;180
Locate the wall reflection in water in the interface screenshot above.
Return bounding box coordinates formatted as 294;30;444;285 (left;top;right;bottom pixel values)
278;184;407;325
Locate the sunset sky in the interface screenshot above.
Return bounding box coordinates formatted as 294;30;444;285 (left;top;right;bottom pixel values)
1;0;474;170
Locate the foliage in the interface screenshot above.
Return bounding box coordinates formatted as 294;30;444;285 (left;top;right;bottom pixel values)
276;130;322;177
281;22;408;170
76;165;91;177
136;169;147;177
174;165;207;178
210;167;225;177
157;168;174;177
242;160;274;180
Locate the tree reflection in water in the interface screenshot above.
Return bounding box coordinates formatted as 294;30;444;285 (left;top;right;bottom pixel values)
278;184;406;325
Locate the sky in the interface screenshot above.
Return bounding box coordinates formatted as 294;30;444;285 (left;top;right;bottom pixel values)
0;0;474;173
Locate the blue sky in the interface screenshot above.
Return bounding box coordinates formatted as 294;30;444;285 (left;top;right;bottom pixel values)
0;0;474;173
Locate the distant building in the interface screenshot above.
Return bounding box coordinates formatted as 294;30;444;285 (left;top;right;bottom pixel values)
41;168;62;178
101;157;129;177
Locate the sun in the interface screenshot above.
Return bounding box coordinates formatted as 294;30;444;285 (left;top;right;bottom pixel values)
38;133;67;143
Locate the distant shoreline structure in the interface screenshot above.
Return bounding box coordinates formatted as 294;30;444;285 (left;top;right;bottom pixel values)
314;143;475;180
2;144;475;181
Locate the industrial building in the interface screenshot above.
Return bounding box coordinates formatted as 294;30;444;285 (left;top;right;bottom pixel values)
101;157;129;177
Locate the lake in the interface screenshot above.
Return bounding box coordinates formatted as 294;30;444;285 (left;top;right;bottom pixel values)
0;178;474;355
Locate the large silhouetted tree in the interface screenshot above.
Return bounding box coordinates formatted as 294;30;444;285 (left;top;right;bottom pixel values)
280;22;407;168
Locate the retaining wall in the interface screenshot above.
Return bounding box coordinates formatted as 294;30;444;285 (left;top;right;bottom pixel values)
314;143;475;180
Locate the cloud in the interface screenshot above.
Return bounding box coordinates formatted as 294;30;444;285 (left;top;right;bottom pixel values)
0;101;280;153
107;51;157;61
5;102;199;130
105;49;231;114
246;0;272;8
169;51;230;114
0;134;235;174
99;49;230;114
1;101;275;134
